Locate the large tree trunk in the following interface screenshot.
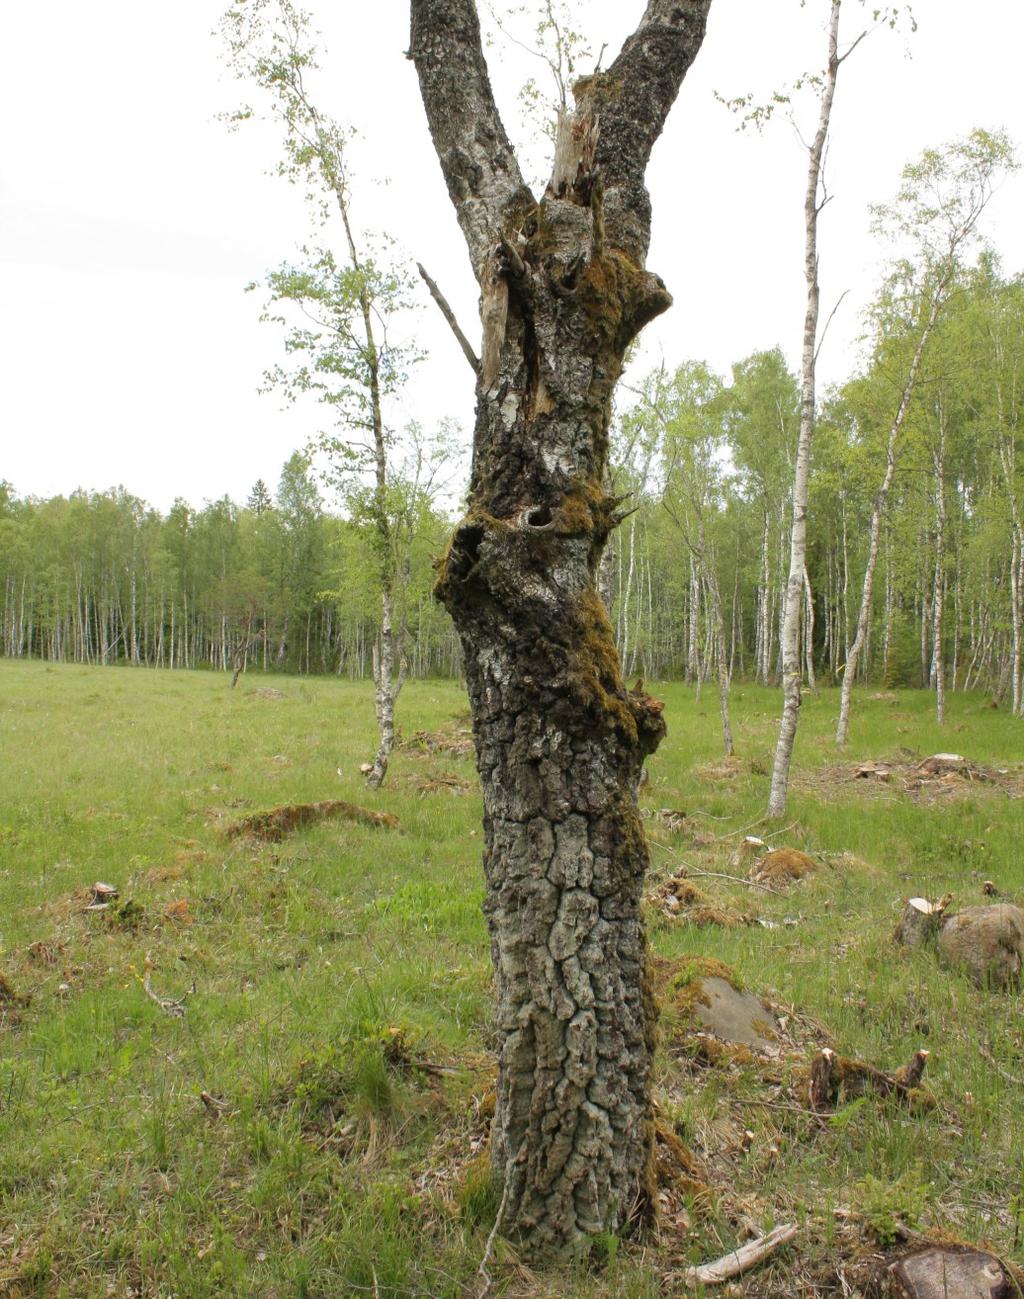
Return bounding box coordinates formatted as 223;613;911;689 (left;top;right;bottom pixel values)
411;0;710;1258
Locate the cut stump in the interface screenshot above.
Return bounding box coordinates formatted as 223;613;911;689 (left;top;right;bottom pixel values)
879;1245;1018;1298
895;896;952;949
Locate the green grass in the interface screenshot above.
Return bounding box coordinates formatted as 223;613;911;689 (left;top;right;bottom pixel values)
0;659;1022;1297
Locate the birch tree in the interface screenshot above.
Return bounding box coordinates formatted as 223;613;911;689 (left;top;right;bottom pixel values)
409;0;712;1259
222;0;418;786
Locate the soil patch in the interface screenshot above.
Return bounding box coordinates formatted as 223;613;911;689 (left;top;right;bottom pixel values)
800;753;1024;804
226;800;400;841
400;722;474;760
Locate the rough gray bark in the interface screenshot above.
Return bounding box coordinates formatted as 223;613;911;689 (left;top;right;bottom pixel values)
767;0;843;819
411;0;711;1259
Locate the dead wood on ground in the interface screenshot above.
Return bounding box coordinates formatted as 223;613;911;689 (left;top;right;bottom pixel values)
807;1046;933;1112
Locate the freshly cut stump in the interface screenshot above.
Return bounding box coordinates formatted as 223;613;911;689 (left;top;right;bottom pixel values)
895;896;951;948
936;903;1024;988
879;1245;1017;1298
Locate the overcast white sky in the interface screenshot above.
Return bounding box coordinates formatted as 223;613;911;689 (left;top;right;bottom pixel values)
2;1;1022;511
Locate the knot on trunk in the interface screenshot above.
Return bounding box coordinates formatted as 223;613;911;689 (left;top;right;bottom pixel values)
627;690;666;758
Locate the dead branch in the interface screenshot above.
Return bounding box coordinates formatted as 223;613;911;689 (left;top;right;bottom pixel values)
979;1043;1024;1087
143;969;196;1019
416;262;479;374
682;1223;798;1288
648;843;782;895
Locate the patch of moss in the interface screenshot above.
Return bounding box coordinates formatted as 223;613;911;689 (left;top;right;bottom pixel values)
573;72;626;107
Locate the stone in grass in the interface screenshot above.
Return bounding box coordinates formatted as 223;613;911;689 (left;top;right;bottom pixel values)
694;977;780;1050
654;957;780;1056
936;904;1024;989
875;1243;1020;1298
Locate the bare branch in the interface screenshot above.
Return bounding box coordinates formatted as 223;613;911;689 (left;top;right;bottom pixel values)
416;262;480;374
813;288;850;364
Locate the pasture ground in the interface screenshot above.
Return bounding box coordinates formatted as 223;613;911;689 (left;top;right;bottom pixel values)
1;659;1022;1297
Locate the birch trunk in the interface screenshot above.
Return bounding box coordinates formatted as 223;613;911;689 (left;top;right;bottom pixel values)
767;0;841;818
757;508;771;683
803;566;816;690
930;403;947;724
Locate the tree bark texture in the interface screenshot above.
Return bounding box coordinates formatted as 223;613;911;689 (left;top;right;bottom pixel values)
410;0;711;1258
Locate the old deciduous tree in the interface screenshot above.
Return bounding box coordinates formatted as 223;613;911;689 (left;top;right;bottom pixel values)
409;0;712;1259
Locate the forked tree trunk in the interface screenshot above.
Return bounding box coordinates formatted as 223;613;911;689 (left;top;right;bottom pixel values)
411;0;711;1258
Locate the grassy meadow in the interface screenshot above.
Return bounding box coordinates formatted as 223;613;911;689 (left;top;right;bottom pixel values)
1;658;1023;1297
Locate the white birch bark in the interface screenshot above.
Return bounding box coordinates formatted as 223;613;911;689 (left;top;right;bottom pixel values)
767;0;842;817
930;402;947;724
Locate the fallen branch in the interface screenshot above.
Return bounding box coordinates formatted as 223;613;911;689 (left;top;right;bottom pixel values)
682;1223;798;1288
684;863;782;896
979;1043;1024;1088
719;1096;828;1124
648;843;782;895
143;971;196;1018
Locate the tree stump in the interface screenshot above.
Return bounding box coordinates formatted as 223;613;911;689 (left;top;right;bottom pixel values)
879;1245;1017;1298
894;896;951;948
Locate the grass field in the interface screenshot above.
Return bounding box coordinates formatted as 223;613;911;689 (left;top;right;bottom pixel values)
1;659;1023;1297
